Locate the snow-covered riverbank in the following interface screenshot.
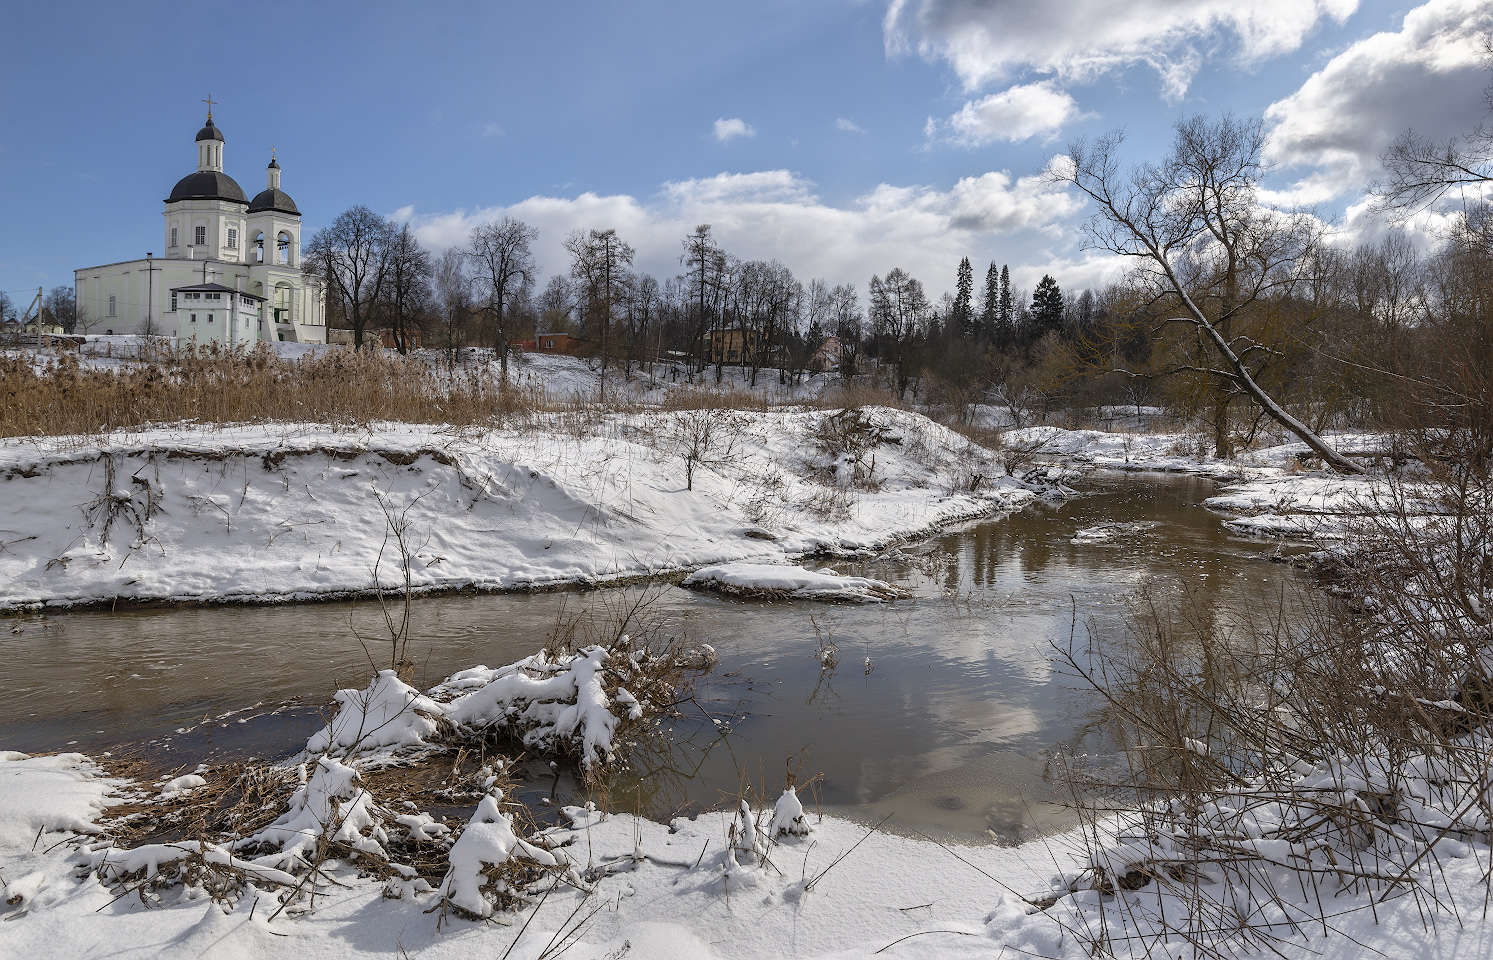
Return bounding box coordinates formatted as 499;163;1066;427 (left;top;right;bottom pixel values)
5;737;1490;959
1004;425;1396;540
0;408;1041;611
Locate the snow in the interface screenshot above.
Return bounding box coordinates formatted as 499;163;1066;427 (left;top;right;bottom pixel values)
7;765;1491;959
158;774;207;797
771;785;812;838
682;561;906;602
0;407;1037;610
0;752;116;848
1069;521;1158;544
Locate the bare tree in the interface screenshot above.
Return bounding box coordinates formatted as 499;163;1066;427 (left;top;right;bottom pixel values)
467;217;537;382
565;228;635;400
1376;47;1493;219
1056;115;1364;472
829;283;862;380
306;205;393;349
537;275;575;334
73;304;101;336
43;286;77;333
868;268;930;397
680;224;719;377
433;247;471;368
383;222;433;355
626;272;661;378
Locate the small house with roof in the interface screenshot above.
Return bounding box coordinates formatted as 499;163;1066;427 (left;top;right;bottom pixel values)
73;107;326;344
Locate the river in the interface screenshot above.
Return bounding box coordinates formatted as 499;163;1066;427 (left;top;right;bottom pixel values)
0;472;1302;842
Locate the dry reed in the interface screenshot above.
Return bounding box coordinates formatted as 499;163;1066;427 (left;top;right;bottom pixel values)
0;345;544;437
0;346;848;438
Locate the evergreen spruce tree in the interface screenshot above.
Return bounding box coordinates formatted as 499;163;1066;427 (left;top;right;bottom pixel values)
997;265;1013;349
1030;274;1064;341
953;257;974;338
981;262;999;340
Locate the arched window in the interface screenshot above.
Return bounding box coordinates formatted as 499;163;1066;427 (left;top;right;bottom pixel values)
253;232;265;263
277;232;292;266
227;228;238;250
275;283;292;322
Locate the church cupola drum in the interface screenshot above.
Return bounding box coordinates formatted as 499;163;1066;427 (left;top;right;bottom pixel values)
73;104;326;345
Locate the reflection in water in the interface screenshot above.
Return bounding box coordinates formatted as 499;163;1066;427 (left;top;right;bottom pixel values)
0;473;1303;841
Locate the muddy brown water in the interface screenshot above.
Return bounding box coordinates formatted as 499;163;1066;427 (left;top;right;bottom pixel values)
0;472;1305;842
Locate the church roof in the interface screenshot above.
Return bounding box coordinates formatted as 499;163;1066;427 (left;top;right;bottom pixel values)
196;119;224;142
167;171;249;204
248;187;300;216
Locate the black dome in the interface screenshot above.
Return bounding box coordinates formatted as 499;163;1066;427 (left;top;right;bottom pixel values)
167;171;249;204
248;187;299;216
196;119;224;142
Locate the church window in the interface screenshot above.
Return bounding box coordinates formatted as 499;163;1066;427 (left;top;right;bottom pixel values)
190;314;197;323
207;314;214;323
277;232;291;265
227;228;238;250
254;233;265;263
171;293;177;312
107;295;116;317
171;227;178;248
195;226;206;246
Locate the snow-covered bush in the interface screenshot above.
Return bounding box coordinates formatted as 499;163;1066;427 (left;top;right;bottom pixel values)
812;407;895;489
434;791;566;920
243;757;389;869
432;638;683;777
305;670;444;757
86;628;697;918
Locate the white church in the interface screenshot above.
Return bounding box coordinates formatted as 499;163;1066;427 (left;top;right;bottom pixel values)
75;108;327;344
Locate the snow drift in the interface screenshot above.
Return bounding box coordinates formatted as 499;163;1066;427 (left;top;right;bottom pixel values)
0;408;1036;610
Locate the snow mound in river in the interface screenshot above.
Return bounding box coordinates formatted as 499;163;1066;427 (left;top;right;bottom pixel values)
682;562;905;602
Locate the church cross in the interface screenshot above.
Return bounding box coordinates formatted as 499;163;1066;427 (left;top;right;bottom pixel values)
202;94;217;119
271;145;277;161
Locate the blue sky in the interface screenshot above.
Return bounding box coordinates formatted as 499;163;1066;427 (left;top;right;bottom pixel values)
2;0;1489;305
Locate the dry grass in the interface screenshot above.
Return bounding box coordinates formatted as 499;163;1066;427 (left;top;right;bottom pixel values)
0;345;546;437
0;345;855;439
100;759;296;850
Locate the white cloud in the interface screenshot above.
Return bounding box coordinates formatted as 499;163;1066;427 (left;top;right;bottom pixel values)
886;0;1357;99
836;117;867;134
712;117;756;142
944;82;1083;144
1263;0;1493;205
478;122;504;138
404;166;1114;299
